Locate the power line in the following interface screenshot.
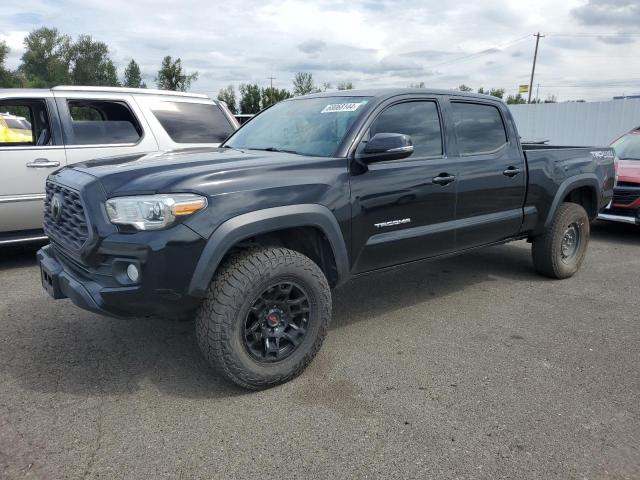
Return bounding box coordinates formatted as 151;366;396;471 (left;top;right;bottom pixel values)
539;84;640;88
424;34;531;71
546;32;640;37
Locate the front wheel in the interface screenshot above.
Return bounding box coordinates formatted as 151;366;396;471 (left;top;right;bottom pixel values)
532;202;590;279
195;247;332;390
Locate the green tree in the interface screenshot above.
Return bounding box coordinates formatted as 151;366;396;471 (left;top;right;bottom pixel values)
122;59;146;88
506;93;526;104
489;88;505;99
457;84;473;92
19;27;71;87
292;72;317;96
156;56;198;91
217;85;237;114
68;35;118;86
337;81;354;90
479;87;505;99
260;87;292;109
239;84;261;114
0;41;19;87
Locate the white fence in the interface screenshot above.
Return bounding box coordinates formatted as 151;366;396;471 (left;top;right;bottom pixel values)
509;98;640;146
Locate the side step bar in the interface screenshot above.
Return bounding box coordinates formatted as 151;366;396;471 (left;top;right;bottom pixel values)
0;233;49;246
597;213;639;225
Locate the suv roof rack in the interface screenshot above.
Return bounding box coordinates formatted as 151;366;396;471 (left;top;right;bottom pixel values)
51;85;210;99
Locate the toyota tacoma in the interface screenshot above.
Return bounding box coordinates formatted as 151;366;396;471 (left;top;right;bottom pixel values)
37;88;614;389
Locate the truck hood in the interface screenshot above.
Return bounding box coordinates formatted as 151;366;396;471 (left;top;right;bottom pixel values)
616;159;640;184
68;147;325;196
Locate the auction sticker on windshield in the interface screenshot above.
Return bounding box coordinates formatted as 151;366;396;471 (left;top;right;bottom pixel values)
321;102;365;113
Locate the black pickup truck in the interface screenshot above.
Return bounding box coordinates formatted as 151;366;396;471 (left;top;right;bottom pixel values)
37;88;614;389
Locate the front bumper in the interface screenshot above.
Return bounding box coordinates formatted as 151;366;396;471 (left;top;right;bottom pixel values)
37;224;207;318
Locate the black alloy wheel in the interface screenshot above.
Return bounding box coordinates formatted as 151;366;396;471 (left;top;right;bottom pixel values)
243;282;310;362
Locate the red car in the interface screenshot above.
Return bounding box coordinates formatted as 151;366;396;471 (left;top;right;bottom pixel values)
598;127;640;225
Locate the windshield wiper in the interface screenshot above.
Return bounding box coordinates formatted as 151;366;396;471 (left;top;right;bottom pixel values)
249;147;301;155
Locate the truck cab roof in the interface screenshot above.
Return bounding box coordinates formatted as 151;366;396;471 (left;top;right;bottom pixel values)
301;87;501;102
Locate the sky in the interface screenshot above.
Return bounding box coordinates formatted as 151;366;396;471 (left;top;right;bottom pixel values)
1;0;639;101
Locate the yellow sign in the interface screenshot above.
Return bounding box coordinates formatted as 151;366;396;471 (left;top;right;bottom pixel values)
519;84;529;94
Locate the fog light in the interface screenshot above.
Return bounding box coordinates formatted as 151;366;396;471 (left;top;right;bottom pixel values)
126;264;140;282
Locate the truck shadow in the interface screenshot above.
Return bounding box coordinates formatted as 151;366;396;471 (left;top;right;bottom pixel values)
3;242;539;399
591;220;639;246
0;243;43;271
332;242;537;330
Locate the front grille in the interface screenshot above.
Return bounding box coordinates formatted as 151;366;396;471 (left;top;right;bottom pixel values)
43;181;88;250
613;187;640;206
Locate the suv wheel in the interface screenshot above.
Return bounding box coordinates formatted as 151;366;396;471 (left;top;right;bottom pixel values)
196;247;331;390
532;202;590;279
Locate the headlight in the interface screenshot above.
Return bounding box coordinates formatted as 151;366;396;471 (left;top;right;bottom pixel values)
105;194;207;231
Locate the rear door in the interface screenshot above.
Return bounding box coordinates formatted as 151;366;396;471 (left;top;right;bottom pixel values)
53;92;158;165
349;96;458;272
0;94;67;235
447;99;525;249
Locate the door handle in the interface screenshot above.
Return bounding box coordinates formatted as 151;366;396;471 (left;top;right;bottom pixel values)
26;158;60;169
432;173;456;186
503;166;521;177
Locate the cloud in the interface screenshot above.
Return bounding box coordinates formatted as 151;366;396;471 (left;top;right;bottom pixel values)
597;35;635;45
298;39;326;55
0;0;636;101
571;0;640;26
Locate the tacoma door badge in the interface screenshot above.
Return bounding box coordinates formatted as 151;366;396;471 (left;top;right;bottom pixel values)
374;218;411;228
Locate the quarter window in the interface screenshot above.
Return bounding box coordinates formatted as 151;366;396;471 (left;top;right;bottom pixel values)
66;100;142;145
451;102;507;155
150;101;234;143
368;101;442;157
0;99;51;147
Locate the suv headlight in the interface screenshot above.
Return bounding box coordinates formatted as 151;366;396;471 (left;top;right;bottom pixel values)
105;194;207;231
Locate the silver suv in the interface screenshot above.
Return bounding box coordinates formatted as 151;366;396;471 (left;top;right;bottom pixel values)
0;86;238;245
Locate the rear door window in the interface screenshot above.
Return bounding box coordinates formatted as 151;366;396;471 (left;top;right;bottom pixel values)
451;102;508;155
150;101;234;143
66;99;142;145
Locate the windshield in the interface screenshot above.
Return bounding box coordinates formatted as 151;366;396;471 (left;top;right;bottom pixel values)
612;132;640;161
4;117;30;130
224;96;371;157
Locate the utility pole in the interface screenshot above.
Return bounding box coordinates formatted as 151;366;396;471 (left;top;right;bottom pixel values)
266;76;276;105
267;76;276;90
528;32;544;104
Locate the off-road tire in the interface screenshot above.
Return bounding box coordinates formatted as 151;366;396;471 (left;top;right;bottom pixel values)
532;202;590;279
195;247;331;390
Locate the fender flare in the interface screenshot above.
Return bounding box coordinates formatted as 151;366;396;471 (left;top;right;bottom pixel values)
544;173;600;228
188;204;350;298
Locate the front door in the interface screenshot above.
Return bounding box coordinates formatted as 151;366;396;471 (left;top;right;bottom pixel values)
0;96;67;234
349;98;457;273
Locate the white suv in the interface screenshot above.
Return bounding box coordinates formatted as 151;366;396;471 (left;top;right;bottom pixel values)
0;86;238;244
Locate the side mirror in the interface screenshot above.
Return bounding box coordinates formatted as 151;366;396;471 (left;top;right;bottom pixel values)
359;133;414;162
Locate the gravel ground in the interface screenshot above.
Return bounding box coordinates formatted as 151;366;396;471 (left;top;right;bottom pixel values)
0;221;638;479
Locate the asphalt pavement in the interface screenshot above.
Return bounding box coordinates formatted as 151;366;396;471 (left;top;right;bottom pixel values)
0;221;638;479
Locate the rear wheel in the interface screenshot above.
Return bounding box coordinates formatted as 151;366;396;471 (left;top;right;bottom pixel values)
532;202;590;279
195;247;331;390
